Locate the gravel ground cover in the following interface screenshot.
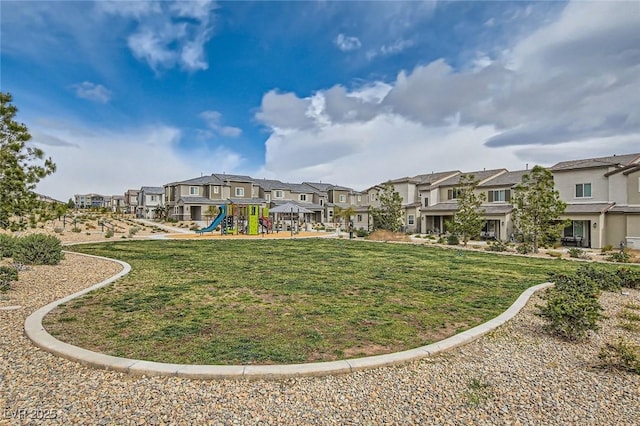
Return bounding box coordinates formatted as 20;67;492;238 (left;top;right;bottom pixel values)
1;252;639;425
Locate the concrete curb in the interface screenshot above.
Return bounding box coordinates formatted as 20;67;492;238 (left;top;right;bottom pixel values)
25;251;552;380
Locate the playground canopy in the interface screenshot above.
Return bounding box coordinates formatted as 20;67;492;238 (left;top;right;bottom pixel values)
269;202;313;214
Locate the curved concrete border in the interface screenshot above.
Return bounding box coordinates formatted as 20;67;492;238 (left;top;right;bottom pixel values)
25;251;552;380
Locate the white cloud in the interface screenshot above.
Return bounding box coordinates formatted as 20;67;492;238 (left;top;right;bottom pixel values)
101;0;217;72
32;123;244;201
255;1;640;190
199;110;242;138
71;81;113;103
335;34;362;52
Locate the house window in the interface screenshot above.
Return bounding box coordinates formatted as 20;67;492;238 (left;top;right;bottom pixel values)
235;187;244;197
488;190;510;202
329;210;333;218
189;186;199;195
150;195;157;202
266;194;271;202
339;195;346;203
320;199;323;206
575;183;591;198
447;188;461;200
299;194;307;201
357;195;361;202
408;215;415;225
275;190;283;198
357;214;362;222
213;186;219;194
423;197;429;207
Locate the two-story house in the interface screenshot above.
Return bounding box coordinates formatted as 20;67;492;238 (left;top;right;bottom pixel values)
164;173;263;221
605;163;640;249
124;189;139;214
420;169;506;234
137;186;164;219
550;153;640;248
476;170;528;241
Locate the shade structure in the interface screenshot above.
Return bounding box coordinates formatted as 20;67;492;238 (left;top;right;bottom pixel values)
269;202;313;214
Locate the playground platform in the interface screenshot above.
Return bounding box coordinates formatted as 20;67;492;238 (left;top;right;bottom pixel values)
165;231;333;240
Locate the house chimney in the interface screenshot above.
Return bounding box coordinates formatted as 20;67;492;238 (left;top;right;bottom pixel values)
526;163;529;170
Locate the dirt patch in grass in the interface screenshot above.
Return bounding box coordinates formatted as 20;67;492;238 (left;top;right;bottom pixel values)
366;230;411;242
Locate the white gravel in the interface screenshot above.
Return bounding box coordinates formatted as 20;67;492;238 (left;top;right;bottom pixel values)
1;252;639;425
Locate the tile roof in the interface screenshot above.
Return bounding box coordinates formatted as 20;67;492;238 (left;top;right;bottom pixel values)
608;206;640;213
177;197;225;205
212;173;255;183
413;170;460;185
550;153;640;171
253;179;288;191
166;175;224;186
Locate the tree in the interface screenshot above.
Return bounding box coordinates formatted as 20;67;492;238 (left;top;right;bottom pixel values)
369;182;403;232
67;198;76;210
512;165;567;253
0;93;56;230
449;174;485;246
334;205;355;232
152;205;169;221
204;205;219;224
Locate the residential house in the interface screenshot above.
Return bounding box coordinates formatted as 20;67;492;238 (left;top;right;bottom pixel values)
137;186;164;219
110;195;125;213
550;153;640;248
164;173;262;221
74;193;108;209
475;170;529;241
420;169;506;234
124;189;139;214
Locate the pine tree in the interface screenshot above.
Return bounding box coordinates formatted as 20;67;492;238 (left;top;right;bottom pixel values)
512;166;567;253
450;174;485;246
370;182;403;231
0;93;56;230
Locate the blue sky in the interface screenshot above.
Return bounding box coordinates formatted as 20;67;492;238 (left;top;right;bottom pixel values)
1;1;639;201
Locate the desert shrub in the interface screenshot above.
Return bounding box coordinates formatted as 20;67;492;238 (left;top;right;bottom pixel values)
516;243;532;254
573;264;622;292
606;249;630;263
0;265;19;292
568;247;590;259
356;229;369;238
598;337;640;374
189;224;200;231
104;229;114;238
486;240;508;252
601;244;614;253
437;236;445;244
538;268;603;340
128;226;140;237
12;234;62;265
616;268;640;289
71;226;81;233
547;251;563;259
0;234;17;258
447;234;459;245
53;227;64;234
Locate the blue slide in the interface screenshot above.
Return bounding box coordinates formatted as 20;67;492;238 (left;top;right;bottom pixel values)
196;205;227;234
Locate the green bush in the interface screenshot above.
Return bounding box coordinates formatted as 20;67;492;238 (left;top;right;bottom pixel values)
516;243;532;254
547;251;563;259
617;268;640;289
601;244;614;253
447;234;459;245
0;234;17;258
71;226;81;233
568;247;590;259
356;229;369;238
486;240;508;252
538;268;603;340
128;226;140;237
574;264;622;292
598;337;640;374
53;227;64;234
104;229;114;238
606;249;630;263
12;234;62;265
0;265;19;292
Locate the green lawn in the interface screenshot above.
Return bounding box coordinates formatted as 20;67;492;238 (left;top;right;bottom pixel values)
47;239;590;364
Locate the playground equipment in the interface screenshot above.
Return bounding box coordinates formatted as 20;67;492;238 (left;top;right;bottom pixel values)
195;203;272;235
196;205;227;234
